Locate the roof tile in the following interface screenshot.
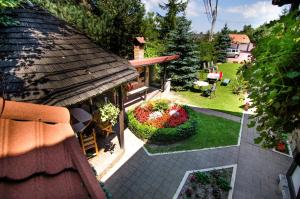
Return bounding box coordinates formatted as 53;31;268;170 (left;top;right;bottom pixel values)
0;98;105;199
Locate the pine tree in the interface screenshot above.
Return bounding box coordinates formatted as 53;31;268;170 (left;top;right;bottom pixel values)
214;24;231;63
158;0;188;38
165;16;200;90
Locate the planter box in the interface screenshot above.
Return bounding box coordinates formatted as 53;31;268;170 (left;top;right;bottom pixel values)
173;164;237;199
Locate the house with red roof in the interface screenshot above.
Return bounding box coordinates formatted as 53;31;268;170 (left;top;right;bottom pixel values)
229;34;254;52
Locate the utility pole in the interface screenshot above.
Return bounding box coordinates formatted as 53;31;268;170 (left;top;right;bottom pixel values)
203;0;219;41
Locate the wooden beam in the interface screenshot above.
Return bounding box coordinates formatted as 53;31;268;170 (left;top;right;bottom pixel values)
118;86;125;149
145;66;150;87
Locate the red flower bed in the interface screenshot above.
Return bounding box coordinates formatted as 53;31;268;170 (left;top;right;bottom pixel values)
167;105;188;127
133;102;188;128
134;105;152;123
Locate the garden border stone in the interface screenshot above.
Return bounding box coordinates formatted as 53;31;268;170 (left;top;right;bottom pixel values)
173;164;237;199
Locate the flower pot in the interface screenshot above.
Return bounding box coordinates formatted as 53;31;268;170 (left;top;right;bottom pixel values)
276;142;286;152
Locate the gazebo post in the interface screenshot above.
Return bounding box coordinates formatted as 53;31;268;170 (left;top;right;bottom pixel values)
161;64;167;92
118;85;125;149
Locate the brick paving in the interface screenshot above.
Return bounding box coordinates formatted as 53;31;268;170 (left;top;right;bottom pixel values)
104;113;292;199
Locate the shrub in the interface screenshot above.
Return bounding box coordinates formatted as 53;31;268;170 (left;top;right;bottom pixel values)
216;177;231;191
127;106;197;143
152;100;169;112
194;172;210;184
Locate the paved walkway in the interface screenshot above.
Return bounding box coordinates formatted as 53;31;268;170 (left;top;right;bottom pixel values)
104;113;292;199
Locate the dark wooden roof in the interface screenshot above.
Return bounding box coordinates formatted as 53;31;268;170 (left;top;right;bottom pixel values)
0;4;137;106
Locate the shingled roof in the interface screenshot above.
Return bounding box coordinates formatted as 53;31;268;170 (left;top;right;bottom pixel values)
0;97;106;199
0;4;137;106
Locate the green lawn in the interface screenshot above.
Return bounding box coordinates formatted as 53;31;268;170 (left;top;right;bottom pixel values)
176;63;244;117
144;109;241;154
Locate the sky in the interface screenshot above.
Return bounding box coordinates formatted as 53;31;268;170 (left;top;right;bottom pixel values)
141;0;288;33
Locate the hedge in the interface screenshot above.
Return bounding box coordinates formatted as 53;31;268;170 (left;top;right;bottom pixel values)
127;106;197;143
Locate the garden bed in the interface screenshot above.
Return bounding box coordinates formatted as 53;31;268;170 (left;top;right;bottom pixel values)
174;165;237;199
127;100;197;143
144;110;241;154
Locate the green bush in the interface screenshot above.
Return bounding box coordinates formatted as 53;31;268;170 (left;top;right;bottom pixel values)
216;177;231;191
194;172;210;184
127;106;197;143
152;100;169;112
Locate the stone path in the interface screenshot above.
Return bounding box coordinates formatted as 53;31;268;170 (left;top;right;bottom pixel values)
104;113;292;199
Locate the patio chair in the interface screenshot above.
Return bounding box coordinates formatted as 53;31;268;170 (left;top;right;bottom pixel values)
203;83;217;98
221;78;230;86
80;128;99;157
219;71;223;81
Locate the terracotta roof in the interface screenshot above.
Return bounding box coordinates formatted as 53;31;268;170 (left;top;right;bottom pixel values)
135;37;146;44
0;97;106;199
0;4;137;106
229;34;251;44
129;55;180;67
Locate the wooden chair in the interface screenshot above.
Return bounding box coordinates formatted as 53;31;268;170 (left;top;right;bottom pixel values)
79;128;99;156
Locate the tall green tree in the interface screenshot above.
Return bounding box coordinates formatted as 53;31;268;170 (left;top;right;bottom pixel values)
32;0;145;58
94;0;145;57
142;12;160;42
240;24;255;42
158;0;188;38
0;0;22;26
214;24;231;63
165;16;200;90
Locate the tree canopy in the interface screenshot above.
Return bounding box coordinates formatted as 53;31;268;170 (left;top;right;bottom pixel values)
0;0;22;26
158;0;188;38
245;13;300;147
32;0;145;58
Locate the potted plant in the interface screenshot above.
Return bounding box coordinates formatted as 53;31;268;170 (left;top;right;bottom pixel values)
94;102;120;136
276;141;286;152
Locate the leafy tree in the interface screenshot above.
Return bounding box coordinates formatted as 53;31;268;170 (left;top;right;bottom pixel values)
142;12;160;42
32;0;145;58
245;13;300;148
240;24;255;42
214;24;231;63
195;32;216;63
158;0;188;38
0;0;22;26
165;16;200;90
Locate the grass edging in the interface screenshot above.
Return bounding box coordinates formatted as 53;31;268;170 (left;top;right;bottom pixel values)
173;164;238;199
143;112;244;156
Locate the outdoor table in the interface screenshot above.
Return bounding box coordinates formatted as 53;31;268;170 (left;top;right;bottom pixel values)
70;108;92;133
193;80;209;87
207;73;220;80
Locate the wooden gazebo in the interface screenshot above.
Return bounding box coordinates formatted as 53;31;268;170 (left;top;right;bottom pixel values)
0;4;138;151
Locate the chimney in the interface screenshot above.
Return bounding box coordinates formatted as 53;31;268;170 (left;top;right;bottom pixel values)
133;37;146;60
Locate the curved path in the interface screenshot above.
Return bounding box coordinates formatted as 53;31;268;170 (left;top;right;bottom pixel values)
104;113;292;199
